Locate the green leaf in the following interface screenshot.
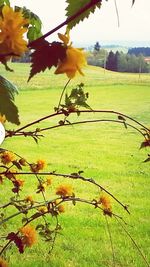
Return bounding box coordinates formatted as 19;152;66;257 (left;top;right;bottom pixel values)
66;0;102;29
14;6;42;42
28;40;66;81
0;76;20;125
0;0;10;7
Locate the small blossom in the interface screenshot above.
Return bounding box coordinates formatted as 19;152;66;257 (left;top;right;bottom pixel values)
38;206;48;213
30;159;46;173
0;151;15;165
0;257;9;267
36;182;46;193
46;177;52;186
20;225;37;247
56;184;73;197
25;195;34;205
14;179;24;187
19;158;27;166
12;179;24;193
58;204;65;213
99;195;112;216
99;195;111;210
0;115;6;124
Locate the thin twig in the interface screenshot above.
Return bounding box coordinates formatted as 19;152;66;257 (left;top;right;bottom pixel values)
105;216;116;267
57;79;71;110
114;0;120;27
115;217;150;267
0;171;129;213
6;109;149;138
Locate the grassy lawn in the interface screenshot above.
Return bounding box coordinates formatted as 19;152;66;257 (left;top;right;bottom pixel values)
0;63;150;267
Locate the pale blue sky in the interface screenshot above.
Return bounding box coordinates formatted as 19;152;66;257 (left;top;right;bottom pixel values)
12;0;150;46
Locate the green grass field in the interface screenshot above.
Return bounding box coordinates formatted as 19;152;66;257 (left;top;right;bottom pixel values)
0;63;150;267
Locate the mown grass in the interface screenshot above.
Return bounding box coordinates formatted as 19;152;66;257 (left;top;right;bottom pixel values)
0;63;150;267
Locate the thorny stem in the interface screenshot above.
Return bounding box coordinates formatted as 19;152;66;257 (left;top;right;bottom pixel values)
105;216;115;267
0;196;122;227
28;0;101;47
115;217;150;267
0;171;129;213
5;109;149;138
37;119;145;138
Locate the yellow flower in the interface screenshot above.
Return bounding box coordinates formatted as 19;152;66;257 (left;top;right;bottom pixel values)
58;204;65;213
0;257;9;267
30;159;46;173
56;184;73;197
0;5;29;56
99;195;111;210
99;195;112;216
25;195;34;205
46;177;52;186
38;206;48;213
55;31;86;79
20;225;37;247
36;159;46;170
0;151;15;165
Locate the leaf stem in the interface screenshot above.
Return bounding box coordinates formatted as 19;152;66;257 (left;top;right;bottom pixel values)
28;0;101;47
57;79;71;110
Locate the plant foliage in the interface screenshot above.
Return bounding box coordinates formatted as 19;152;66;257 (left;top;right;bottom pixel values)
66;0;102;29
28;40;66;81
0;76;20;125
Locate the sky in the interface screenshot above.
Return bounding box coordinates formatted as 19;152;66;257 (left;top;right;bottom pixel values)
11;0;150;47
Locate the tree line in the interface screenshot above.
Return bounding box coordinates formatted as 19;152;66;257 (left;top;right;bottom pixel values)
87;46;150;73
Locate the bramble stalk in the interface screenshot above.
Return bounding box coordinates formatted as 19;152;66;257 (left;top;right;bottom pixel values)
6;109;149;138
28;0;102;47
0;170;129;213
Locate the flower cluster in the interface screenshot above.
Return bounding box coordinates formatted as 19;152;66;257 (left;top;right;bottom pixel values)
0;5;29;56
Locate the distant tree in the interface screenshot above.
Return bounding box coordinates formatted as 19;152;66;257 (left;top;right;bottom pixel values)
117;52;128;72
128;47;150;56
87;49;108;68
94;41;101;52
106;51;118;71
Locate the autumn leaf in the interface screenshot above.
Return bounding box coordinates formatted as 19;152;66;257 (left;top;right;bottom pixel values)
140;140;150;149
66;0;102;29
7;232;24;253
0;75;20;125
28;40;66;81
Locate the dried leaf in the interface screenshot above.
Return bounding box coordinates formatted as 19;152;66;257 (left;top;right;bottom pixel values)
28;40;66;81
